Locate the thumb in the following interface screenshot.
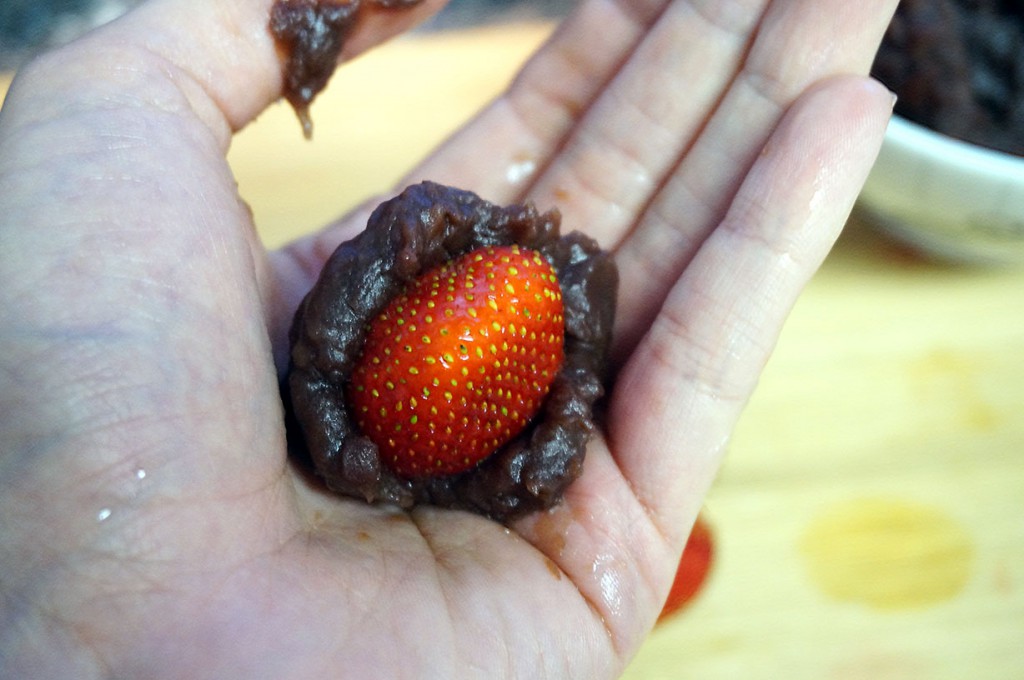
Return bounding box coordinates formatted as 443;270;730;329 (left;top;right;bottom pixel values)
3;0;449;147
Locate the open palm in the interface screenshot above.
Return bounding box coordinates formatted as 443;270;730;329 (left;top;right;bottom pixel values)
0;0;896;677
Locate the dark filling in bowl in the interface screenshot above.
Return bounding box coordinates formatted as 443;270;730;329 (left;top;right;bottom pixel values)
287;182;618;521
872;0;1024;156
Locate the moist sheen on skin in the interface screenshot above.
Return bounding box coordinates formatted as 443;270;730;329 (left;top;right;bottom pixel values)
270;0;425;136
287;182;618;521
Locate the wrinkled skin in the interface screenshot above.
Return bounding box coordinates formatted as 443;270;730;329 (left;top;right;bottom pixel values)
0;0;896;678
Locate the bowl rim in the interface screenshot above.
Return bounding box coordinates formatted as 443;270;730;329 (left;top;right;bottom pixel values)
885;114;1024;176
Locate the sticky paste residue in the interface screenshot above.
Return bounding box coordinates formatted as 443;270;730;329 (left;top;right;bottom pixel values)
270;0;425;137
800;497;972;610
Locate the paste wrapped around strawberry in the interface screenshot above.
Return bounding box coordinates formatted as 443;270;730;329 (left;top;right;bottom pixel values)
287;182;617;521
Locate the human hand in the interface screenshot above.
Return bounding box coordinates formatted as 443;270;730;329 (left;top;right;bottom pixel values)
0;1;896;677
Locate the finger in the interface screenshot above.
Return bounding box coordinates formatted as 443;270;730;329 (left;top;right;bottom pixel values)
512;77;892;655
265;0;747;280
3;0;447;147
511;437;676;663
612;0;898;353
610;76;894;540
507;79;892;658
267;0;672;364
276;0;896;361
131;0;450;140
516;0;770;244
389;0;672;200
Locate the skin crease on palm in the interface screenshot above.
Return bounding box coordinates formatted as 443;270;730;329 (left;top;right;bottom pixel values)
0;0;897;677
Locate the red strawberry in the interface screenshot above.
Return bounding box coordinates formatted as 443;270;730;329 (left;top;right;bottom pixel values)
347;244;565;478
658;515;714;623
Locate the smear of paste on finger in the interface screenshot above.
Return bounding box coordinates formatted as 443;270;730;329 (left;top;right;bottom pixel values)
270;0;425;138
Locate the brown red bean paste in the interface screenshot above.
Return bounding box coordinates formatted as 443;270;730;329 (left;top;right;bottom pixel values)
288;182;618;521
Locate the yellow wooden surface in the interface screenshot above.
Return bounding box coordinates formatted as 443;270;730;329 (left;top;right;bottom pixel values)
5;20;1023;680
